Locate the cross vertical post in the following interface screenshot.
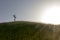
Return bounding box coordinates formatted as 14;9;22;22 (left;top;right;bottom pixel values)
13;14;16;22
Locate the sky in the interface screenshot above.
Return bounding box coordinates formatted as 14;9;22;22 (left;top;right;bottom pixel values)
0;0;60;23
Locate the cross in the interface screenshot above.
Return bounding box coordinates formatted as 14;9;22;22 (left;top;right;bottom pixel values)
13;14;16;22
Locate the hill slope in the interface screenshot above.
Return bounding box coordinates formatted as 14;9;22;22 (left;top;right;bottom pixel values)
0;21;56;40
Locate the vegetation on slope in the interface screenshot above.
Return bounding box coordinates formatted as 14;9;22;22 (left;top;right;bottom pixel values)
0;21;54;40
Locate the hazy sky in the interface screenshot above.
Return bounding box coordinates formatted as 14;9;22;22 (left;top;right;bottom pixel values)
0;0;60;23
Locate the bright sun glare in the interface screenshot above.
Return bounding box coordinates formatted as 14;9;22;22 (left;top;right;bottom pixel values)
41;5;60;25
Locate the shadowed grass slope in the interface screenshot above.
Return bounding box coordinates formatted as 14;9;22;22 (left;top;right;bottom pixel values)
0;21;54;40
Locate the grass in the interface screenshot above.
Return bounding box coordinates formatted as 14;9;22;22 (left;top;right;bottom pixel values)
0;21;54;40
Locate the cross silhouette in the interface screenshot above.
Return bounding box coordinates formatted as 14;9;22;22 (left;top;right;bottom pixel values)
13;14;16;22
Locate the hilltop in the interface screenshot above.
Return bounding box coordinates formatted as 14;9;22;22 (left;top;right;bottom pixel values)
0;21;58;40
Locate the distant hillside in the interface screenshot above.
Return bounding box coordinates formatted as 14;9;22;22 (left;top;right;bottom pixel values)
0;21;58;40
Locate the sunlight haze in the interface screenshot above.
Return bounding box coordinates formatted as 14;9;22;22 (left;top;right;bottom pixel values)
0;0;60;25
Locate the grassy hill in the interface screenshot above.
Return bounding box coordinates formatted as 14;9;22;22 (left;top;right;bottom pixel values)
0;21;56;40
